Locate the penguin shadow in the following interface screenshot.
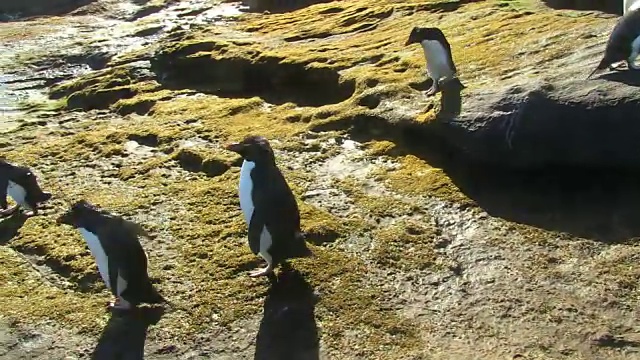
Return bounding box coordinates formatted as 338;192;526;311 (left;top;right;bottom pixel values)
91;306;165;360
254;266;320;360
598;69;640;87
0;211;28;245
409;78;464;116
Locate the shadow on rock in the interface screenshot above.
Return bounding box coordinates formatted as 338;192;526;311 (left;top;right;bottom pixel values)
254;266;319;360
0;212;28;244
0;0;97;20
321;105;640;243
409;78;463;116
91;306;165;360
599;70;640;87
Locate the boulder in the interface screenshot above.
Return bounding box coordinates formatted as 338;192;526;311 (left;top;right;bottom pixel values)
0;0;95;17
431;70;640;170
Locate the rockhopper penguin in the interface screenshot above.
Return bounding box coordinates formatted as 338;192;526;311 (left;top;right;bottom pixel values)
587;7;640;79
56;200;166;311
0;159;51;217
405;26;465;96
225;135;313;278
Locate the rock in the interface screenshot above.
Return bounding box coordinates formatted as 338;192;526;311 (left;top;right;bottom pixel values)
0;0;96;17
542;0;621;14
244;0;334;12
430;71;640;170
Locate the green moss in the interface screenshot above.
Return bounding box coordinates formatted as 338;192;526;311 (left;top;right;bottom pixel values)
371;220;439;271
376;155;476;207
0;0;621;356
0;239;105;333
363;140;398;157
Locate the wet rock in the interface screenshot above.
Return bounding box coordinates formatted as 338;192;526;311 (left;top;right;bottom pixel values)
431;73;640;170
0;0;96;17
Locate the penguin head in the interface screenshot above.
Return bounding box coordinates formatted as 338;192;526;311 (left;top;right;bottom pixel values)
405;26;446;46
56;200;102;228
225;135;275;164
9;165;52;204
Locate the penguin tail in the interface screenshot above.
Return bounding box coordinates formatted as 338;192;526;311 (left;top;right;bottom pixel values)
143;285;168;305
119;218;152;239
288;231;315;259
586;59;608;80
452;77;466;89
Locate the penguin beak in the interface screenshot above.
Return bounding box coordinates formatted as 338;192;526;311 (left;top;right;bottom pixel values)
225;142;243;153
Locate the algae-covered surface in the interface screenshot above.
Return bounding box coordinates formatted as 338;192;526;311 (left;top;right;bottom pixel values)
1;0;640;359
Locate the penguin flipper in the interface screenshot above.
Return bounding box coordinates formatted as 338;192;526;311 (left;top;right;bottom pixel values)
0;176;8;210
248;209;266;255
106;253;120;297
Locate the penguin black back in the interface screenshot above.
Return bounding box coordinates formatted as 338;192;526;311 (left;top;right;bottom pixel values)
57;200;165;306
405;26;457;73
226;136;311;273
0;159;51;216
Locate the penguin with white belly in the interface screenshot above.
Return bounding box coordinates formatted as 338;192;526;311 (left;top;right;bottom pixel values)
225;135;313;278
0;159;52;217
405;26;465;96
587;7;640;79
56;200;166;311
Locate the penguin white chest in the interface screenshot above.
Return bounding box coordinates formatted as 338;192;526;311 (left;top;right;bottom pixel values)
420;40;455;81
78;228;112;289
238;160;256;224
7;181;27;207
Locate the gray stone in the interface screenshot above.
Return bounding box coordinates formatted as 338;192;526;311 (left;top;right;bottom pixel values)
432;71;640;170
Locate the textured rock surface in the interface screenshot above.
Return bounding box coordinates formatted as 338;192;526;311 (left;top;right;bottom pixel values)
3;0;640;359
432;72;640;169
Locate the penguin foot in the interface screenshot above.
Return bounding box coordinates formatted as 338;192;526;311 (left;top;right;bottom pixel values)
23;210;36;217
425;85;439;97
109;297;133;311
0;205;19;217
249;265;274;277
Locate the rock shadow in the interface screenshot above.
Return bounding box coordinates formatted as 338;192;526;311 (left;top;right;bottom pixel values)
243;0;334;14
91;306;165;360
599;70;640;87
0;0;97;20
151;54;355;107
314;112;640;244
254;266;319;360
409;78;464;116
0;211;28;244
542;0;621;15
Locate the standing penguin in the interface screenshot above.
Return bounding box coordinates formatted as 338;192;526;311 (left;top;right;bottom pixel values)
225;135;313;278
405;26;465;96
0;159;52;217
587;8;640;79
56;200;166;310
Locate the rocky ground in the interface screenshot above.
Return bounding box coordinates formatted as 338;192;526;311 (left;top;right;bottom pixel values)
2;0;640;359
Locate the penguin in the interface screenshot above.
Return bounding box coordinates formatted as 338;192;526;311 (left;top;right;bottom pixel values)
56;200;166;311
587;7;640;79
624;0;640;15
405;26;465;96
225;135;313;278
0;159;52;217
